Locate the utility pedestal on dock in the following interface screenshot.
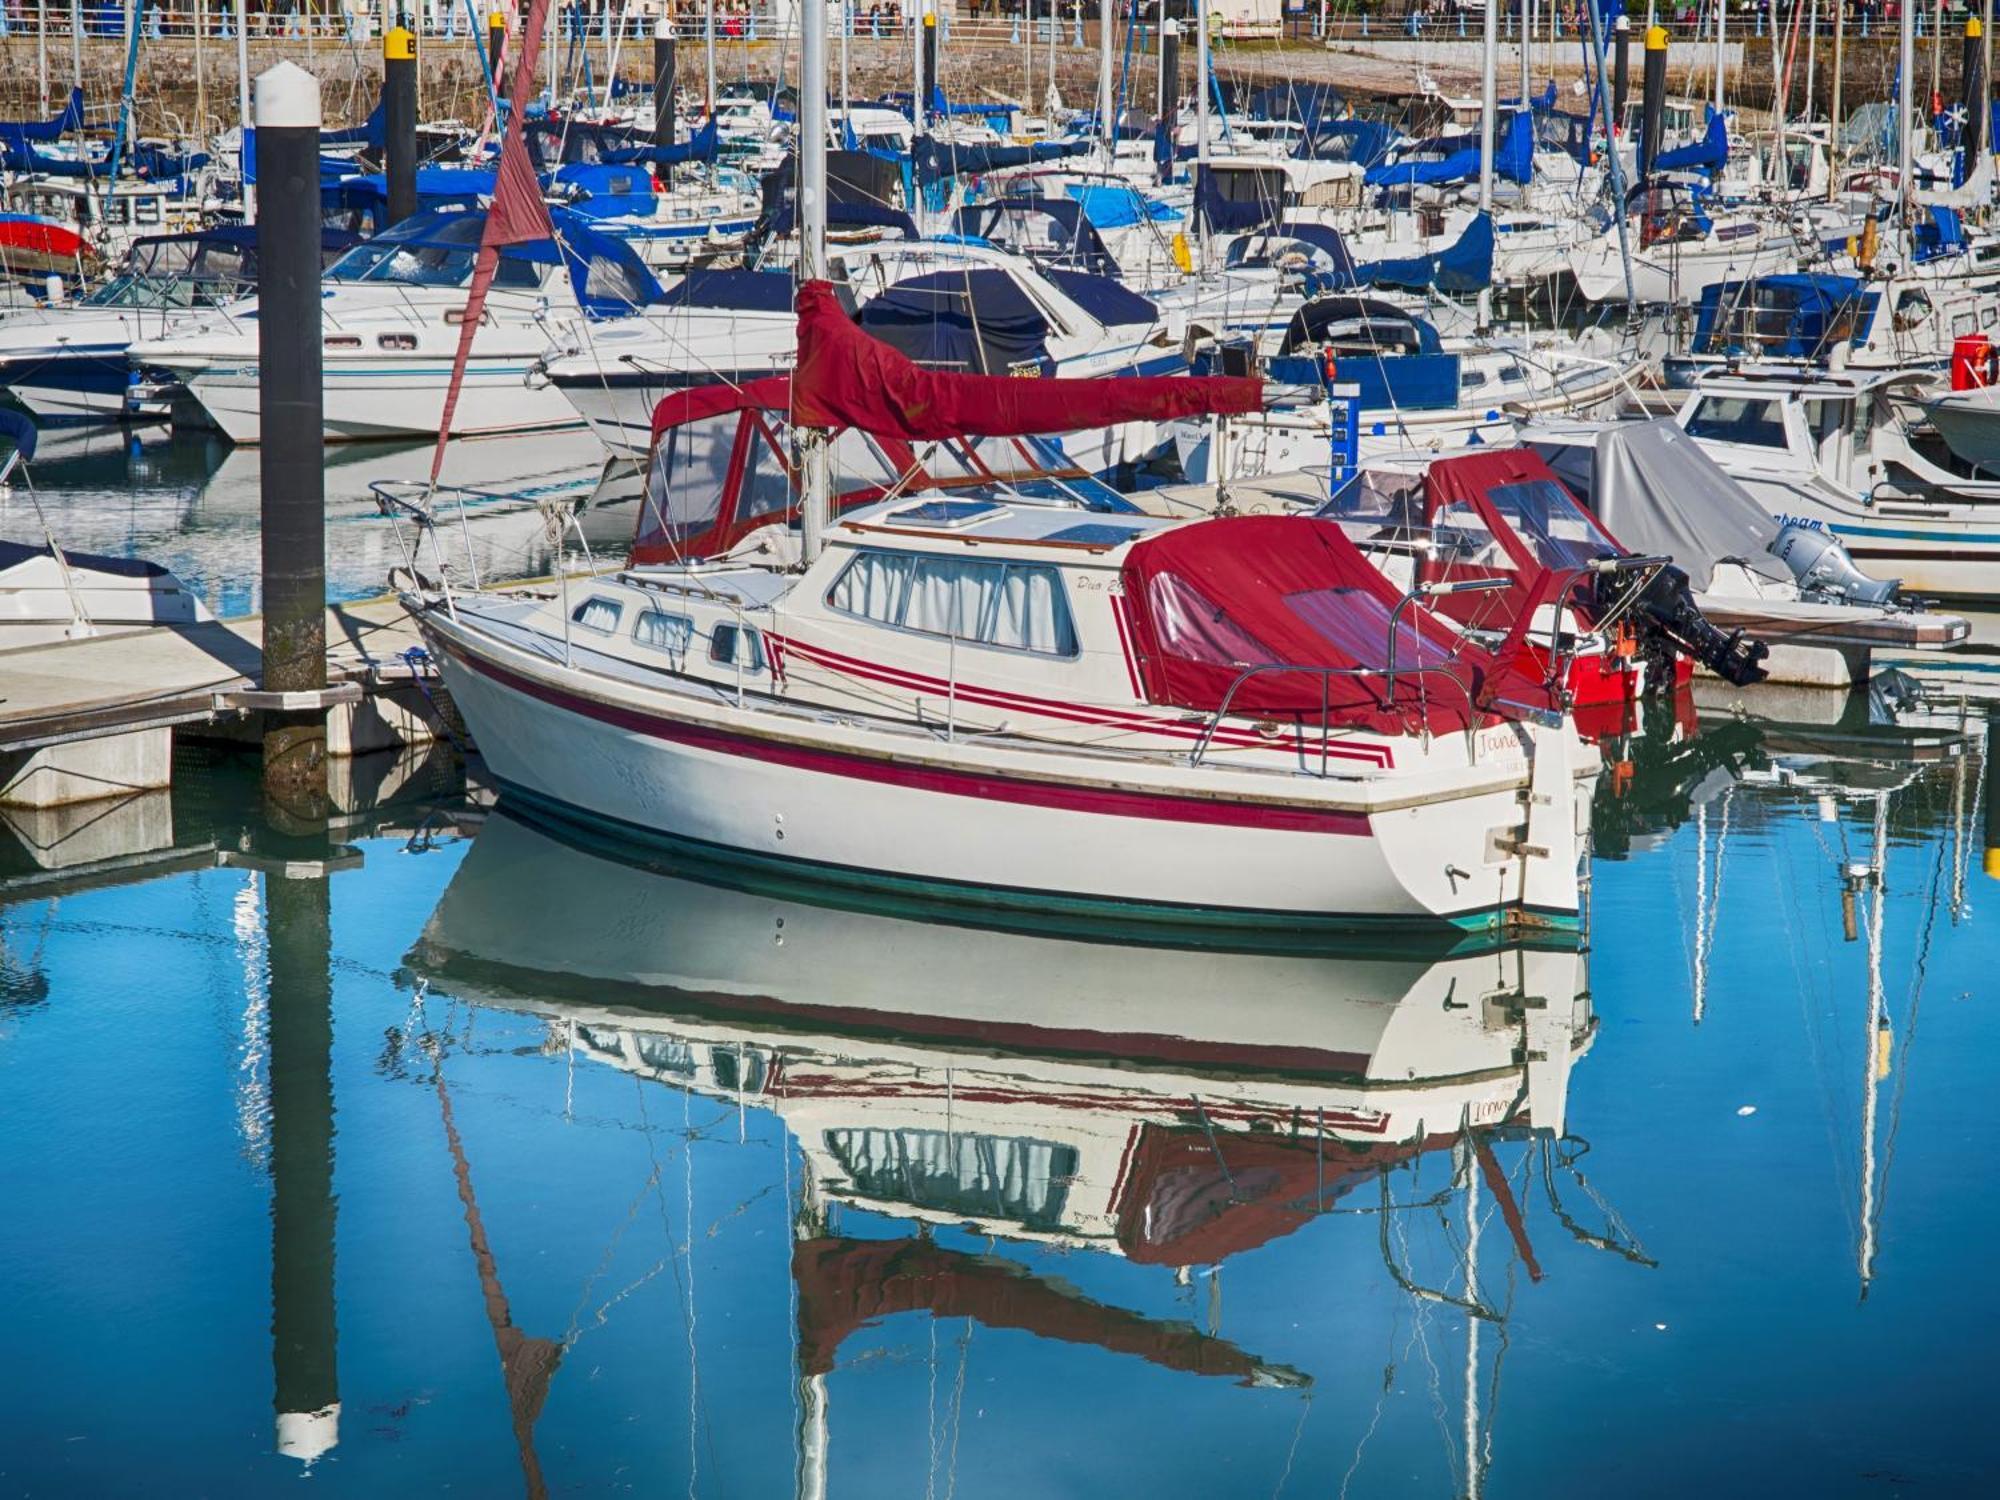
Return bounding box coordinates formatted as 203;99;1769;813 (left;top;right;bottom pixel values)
256;62;332;817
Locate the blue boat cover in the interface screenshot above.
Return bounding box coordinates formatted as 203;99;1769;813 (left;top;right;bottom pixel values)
1915;205;1968;262
1038;268;1162;329
855;269;1051;375
1364;111;1535;189
1067;181;1183;229
1688;274;1879;359
653;266;797;313
1653;108;1728;173
911;134;1088;185
604;116;721;168
0;89;83;146
1352;211;1495;293
0;407;38;462
954;197;1120;277
1297;119;1397;168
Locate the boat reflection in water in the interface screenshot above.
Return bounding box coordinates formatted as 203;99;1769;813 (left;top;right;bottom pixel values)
409;804;1633;1495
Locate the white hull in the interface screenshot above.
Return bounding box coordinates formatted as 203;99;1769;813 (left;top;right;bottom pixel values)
182;356;581;444
1728;469;2000;599
423;612;1586;935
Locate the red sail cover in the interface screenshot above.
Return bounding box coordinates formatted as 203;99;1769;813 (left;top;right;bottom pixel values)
430;0;557;483
1120;514;1557;735
790;278;1262;439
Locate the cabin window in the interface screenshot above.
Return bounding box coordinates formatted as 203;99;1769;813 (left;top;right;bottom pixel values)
825;550;1079;657
1684;396;1788;449
1805;401;1848;444
136;197;161;224
377;332;418;351
822;1128;1078;1230
1953;313;1978;339
1285;587;1455;671
740;428;793;521
1893;289;1934;331
633;609;693;656
324;334;362;350
571;597;623;633
643;412;736;543
709;621;765;672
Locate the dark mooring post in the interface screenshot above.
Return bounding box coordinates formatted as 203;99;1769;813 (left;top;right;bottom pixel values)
384;22;418;229
258;63;329;811
654;17;677;149
1966;19;1987;167
1613;14;1631;128
1639;23;1667;186
268;862;339;1468
489;8;507;81
922;10;939;116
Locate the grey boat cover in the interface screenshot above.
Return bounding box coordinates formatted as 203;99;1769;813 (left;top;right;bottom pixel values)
1530;419;1788;592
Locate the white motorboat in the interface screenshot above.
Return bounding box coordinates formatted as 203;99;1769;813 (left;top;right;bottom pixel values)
1525;418;1971;687
1169;294;1634;483
1668;366;2000;598
124;207;631;444
0;225;357;423
411;285;1595;939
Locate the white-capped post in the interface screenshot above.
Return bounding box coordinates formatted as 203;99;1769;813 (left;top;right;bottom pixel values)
254;61;330;804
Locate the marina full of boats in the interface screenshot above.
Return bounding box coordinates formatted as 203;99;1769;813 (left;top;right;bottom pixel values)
14;0;2000;943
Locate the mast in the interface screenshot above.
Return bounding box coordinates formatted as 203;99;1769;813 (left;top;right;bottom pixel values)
1769;0;1784;190
237;0;252;220
1099;0;1113;167
1714;0;1725;119
1899;0;1915;233
1477;0;1497;213
195;0;207;140
1194;0;1209;272
706;0;716;115
36;0;47;117
1520;0;1531;104
1832;0;1846;160
798;0;829;564
68;0;80;93
840;0;849;121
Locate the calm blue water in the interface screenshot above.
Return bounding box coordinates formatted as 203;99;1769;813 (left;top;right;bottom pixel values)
2;707;1997;1497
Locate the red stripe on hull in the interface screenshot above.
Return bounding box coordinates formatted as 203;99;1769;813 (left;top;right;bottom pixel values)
773;633;1396;769
439;632;1377;836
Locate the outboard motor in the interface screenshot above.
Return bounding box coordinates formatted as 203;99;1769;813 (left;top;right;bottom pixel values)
1595;562;1771;688
1769;522;1901;607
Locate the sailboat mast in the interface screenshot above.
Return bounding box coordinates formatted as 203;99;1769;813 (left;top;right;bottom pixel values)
36;0;47;117
237;0;252;220
195;0;207;139
1520;0;1531;103
1099;0;1114;167
1899;0;1915;232
798;0;829;563
1194;0;1209;272
706;0;716;114
1477;0;1497;213
1832;0;1846;159
68;0;80;94
1714;0;1726;118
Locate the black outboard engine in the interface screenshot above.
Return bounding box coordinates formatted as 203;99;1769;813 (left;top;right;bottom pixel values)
1594;562;1770;688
